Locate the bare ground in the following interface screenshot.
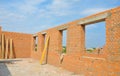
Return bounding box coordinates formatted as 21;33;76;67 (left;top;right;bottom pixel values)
0;58;82;76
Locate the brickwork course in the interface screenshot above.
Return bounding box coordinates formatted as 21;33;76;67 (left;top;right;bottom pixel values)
0;6;120;75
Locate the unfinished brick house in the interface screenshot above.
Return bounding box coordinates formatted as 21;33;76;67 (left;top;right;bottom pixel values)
0;6;120;75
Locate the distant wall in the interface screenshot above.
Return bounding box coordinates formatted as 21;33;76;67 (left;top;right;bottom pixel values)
2;31;32;58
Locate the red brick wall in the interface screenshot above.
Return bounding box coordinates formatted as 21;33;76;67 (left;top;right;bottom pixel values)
31;33;45;60
0;6;118;75
1;7;119;75
2;31;32;58
31;6;120;75
31;28;62;65
105;7;120;76
67;24;85;54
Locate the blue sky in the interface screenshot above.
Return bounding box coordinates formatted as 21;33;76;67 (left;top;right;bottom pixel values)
0;0;120;48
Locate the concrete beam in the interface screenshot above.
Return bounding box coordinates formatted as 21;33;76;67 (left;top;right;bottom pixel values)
78;12;111;25
33;33;38;37
41;32;46;35
33;32;46;37
57;25;68;31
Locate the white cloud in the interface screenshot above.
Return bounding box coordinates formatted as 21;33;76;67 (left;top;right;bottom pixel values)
0;0;115;34
0;0;45;28
37;0;81;17
81;8;110;15
12;0;45;14
0;0;81;20
0;8;25;22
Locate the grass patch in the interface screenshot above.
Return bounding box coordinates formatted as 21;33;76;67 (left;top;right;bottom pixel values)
86;48;96;53
62;46;66;53
35;44;37;51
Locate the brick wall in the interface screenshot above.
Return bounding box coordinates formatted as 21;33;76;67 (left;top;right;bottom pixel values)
1;31;32;58
31;6;120;75
31;33;45;60
1;6;119;75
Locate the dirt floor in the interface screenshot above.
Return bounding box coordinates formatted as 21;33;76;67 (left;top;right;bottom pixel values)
0;58;82;76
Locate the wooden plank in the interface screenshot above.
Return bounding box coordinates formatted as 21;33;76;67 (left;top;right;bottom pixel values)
5;39;8;59
40;36;50;64
9;39;13;59
1;34;4;59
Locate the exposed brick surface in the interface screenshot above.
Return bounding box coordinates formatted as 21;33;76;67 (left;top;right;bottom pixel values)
31;6;120;75
0;6;120;75
67;24;85;54
1;31;32;58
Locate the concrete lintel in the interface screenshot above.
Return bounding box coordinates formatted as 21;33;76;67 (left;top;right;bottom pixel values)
57;26;68;31
78;12;111;25
41;32;47;35
33;32;46;37
33;33;38;37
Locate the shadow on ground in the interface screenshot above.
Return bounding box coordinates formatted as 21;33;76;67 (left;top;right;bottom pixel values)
0;63;11;76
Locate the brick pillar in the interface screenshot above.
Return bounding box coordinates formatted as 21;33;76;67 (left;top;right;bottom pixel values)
31;33;45;60
46;29;62;66
67;25;85;54
106;8;120;74
106;10;120;54
31;36;35;58
37;33;45;53
47;29;62;52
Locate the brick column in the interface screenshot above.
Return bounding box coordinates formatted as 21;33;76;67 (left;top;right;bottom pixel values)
47;29;62;53
31;33;45;60
67;25;85;54
106;10;120;54
106;8;120;74
37;33;45;53
46;29;62;66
